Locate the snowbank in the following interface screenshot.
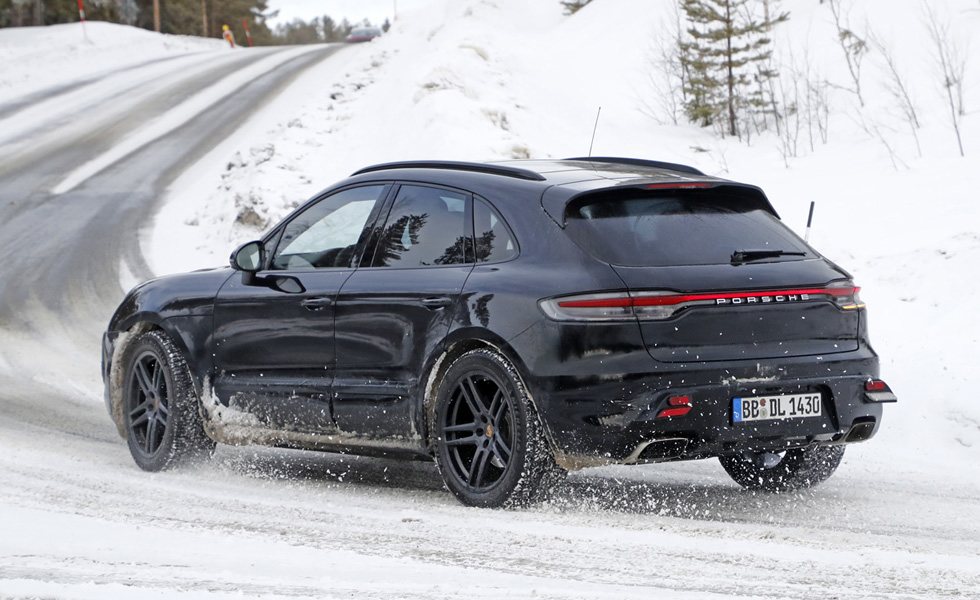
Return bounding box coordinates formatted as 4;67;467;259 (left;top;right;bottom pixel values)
0;21;225;105
151;0;980;478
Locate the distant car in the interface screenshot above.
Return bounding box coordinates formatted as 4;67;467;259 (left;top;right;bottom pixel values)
345;27;382;43
102;158;896;508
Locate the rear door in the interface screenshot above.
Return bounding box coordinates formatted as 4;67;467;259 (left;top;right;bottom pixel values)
563;187;861;363
332;184;474;438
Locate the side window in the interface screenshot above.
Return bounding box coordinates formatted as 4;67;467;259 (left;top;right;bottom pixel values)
474;199;518;263
370;185;470;268
272;185;386;270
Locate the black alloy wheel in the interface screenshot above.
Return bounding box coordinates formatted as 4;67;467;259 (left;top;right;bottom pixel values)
441;372;515;492
127;351;171;457
434;349;562;508
121;331;215;471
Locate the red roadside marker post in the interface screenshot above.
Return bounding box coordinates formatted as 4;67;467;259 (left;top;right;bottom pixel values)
77;0;90;42
242;19;254;47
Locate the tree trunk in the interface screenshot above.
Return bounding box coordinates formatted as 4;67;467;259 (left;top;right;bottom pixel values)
153;0;161;32
726;2;737;137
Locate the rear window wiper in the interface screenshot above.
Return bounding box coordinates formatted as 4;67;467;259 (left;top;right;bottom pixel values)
731;249;806;264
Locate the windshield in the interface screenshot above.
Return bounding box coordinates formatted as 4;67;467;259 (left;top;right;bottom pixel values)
565;190;813;267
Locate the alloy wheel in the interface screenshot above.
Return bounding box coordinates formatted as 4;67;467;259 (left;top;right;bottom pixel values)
127;351;170;456
441;372;514;491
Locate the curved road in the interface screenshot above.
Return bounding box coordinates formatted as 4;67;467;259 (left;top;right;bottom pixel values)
0;44;978;600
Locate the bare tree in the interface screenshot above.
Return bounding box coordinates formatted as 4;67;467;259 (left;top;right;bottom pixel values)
774;42;830;166
854;116;909;171
774;70;801;167
827;0;867;107
868;32;922;157
640;3;688;126
923;3;968;157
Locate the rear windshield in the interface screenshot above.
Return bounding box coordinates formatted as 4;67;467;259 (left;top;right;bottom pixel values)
565;190;812;267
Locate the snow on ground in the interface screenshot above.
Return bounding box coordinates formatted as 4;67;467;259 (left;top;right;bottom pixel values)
1;2;979;598
150;0;980;478
0;21;225;106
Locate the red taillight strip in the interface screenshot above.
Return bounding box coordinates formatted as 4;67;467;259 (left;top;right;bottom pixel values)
557;296;634;308
557;286;858;309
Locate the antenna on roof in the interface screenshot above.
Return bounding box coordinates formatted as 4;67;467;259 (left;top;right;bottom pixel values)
588;106;602;157
805;201;816;242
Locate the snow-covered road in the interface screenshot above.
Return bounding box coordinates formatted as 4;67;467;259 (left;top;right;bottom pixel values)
2;395;979;599
1;16;979;600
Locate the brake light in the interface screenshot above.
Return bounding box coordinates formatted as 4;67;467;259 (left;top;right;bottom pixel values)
539;282;866;321
865;379;887;392
644;182;713;190
657;395;692;419
864;379;897;403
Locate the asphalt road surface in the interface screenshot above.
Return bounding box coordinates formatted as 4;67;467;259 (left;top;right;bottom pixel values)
0;44;977;600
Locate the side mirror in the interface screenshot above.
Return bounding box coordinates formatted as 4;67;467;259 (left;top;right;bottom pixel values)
230;240;264;273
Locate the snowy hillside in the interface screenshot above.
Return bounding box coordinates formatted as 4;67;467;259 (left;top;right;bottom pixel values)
150;0;980;478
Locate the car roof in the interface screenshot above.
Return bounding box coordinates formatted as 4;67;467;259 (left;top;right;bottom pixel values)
346;157;776;221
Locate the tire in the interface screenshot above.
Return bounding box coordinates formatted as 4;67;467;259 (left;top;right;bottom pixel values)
433;349;563;508
720;445;845;492
121;330;215;471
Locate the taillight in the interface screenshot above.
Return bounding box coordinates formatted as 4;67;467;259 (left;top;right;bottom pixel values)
827;280;865;310
656;395;692;419
539;281;866;321
865;379;887;392
864;379;897;403
539;292;637;321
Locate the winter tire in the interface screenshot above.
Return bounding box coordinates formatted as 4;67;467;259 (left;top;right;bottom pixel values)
720;445;846;492
434;349;562;508
122;330;215;471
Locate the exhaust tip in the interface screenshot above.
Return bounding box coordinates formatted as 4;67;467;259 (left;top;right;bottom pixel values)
633;437;689;462
845;418;877;443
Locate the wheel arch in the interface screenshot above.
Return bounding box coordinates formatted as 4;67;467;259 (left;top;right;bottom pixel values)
107;316;199;438
418;327;556;457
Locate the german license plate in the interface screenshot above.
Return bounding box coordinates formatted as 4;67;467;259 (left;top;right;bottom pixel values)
732;393;822;423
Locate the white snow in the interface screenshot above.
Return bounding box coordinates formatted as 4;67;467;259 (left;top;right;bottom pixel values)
2;2;980;598
0;21;225;105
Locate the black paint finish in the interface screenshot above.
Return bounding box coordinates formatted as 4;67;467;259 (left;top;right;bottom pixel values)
103;159;891;468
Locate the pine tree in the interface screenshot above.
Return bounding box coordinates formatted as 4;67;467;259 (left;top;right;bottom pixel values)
679;0;788;137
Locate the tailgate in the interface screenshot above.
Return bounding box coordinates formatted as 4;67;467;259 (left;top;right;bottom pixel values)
613;261;860;363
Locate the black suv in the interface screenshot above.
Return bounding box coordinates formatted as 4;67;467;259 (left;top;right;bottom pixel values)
102;158;896;507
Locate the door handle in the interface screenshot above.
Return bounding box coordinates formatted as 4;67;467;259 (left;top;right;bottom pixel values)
421;296;452;309
301;297;334;311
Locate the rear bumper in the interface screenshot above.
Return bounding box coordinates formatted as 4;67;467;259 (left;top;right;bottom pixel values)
527;348;889;468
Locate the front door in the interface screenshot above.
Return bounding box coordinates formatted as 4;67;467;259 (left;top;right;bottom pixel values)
211;183;390;432
333;184;474;439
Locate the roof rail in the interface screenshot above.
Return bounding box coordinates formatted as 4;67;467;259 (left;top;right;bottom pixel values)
564;156;705;176
352;160;547;181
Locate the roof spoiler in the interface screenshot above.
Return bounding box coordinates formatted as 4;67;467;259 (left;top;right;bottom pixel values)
564;156;705;176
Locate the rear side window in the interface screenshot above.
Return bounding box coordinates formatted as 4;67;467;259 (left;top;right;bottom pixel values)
370;185;470;267
565;190;812;267
474;199;518;263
